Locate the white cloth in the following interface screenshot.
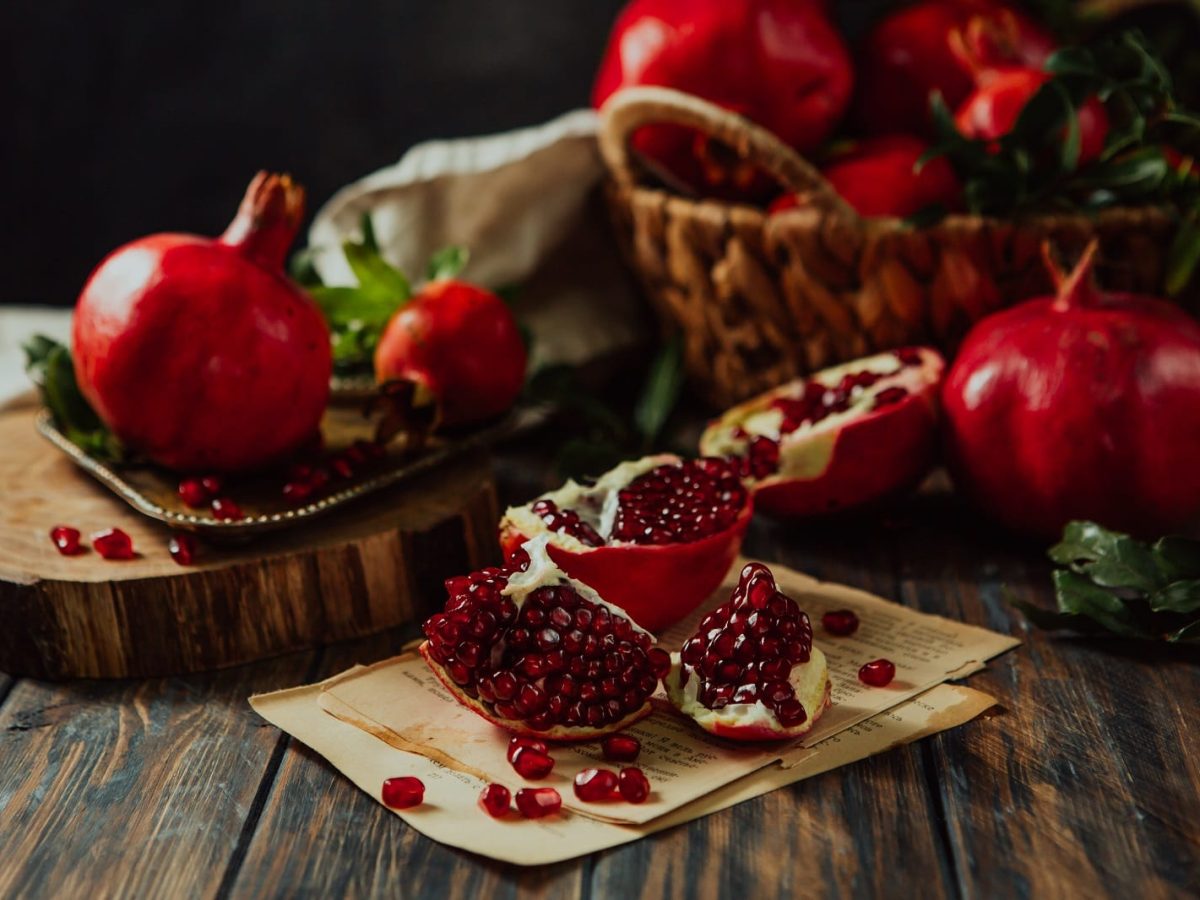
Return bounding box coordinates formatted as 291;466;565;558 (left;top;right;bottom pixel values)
0;307;71;405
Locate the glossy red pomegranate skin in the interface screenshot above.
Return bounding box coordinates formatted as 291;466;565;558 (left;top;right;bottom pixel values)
853;0;1056;137
820;135;962;218
72;173;331;472
955;68;1109;166
592;0;853;201
374;280;526;428
942;246;1200;539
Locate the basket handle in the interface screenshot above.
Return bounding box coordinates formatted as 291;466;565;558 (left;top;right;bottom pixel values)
597;86;858;220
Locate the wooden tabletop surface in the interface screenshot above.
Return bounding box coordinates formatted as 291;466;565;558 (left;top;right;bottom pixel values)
1;450;1197;900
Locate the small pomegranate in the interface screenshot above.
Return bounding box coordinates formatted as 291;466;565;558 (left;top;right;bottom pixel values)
72;172;331;472
664;563;831;741
515;787;562;818
92;528;135;561
573;768;619;802
700;349;944;518
50;525;83;556
942;241;1200;539
859;659;896;687
381;776;425;809
617;767;651;803
819;135;962;219
479;783;512;818
499;455;752;632
374;280;526;430
420;536;661;739
601;734;641;763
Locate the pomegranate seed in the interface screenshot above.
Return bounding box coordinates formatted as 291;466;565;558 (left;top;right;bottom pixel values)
872;387;909;409
859;658;896;687
618;767;651;803
896;347;923;366
168;532;197;566
515;787;561;818
609;458;747;545
573;768;619;802
330;456;354;479
821;609;859;636
211;497;244;521
511;745;555;780
282;481;312;504
531;499;603;546
647;648;671;679
478;783;511;818
49;525;82;556
200;475;224;496
602;734;641;763
177;478;210;508
381;776;424;809
92;528;135;560
507;735;548;764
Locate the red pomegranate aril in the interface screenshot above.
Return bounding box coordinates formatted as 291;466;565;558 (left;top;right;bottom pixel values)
872;387;908;409
177;478;211;509
574;767;619;802
479;783;512;818
200;475;223;496
515;787;562;818
610;458;747;545
282;480;312;504
211;497;244;521
168;532;197;566
92;528;135;560
531;499;603;547
602;734;641;763
511;745;555;780
330;456;354;479
859;658;896;687
50;525;82;556
381;776;424;809
821;609;859;636
617;767;651;804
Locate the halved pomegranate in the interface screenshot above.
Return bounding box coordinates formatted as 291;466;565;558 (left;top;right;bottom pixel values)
699;349;944;517
420;536;663;740
664;563;831;741
499;455;752;632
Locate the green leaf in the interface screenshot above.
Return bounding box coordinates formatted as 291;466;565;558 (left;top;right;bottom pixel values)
1166;213;1200;297
23;336;123;462
1147;580;1200;614
1048;520;1125;566
288;247;324;288
359;212;379;254
633;336;685;447
1052;570;1150;638
308;285;398;329
342;240;410;302
1153;535;1200;581
426;246;469;282
1167;619;1200;643
1081;536;1165;593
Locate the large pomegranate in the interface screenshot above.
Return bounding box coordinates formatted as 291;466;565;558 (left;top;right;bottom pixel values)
819;135;962;218
420;536;671;740
72;172;331;472
499;454;753;632
700;349;945;517
942;241;1200;539
664;562;831;741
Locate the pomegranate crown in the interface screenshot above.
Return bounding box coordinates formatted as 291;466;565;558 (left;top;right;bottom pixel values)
1043;239;1102;311
220;171;306;267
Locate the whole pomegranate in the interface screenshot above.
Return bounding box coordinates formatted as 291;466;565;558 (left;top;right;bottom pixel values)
592;0;853;201
72;172;332;472
819;135;962;218
853;0;1056;137
374;280;526;429
942;241;1200;539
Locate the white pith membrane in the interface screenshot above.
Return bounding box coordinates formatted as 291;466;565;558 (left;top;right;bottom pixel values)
501;453;681;552
664;646;829;736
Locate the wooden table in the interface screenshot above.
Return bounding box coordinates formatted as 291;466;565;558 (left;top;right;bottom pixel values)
1;453;1197;899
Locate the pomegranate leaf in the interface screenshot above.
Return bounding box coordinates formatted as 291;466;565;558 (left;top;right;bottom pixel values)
633;336;684;448
426;246;469;282
1149;581;1200;615
23;335;124;462
1168;619;1200;643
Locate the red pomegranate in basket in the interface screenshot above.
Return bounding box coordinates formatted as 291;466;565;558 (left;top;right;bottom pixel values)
942;241;1200;539
72;172;331;472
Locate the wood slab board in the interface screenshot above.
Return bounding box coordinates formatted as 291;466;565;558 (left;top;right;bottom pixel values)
0;399;500;680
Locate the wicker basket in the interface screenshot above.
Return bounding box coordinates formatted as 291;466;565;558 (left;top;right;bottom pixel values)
598;86;1181;408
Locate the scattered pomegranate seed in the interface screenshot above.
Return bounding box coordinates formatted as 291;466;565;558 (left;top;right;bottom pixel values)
211;497;244;521
381;776;424;809
92;528;135;560
859;658;896;687
177;478;211;509
574;768;619;802
330;457;354;479
617;767;651;803
506;736;547;764
647;648;671;680
308;468;330;491
515;787;561;818
49;525;83;556
200;475;223;496
282;481;312;504
510;745;555;780
821;609;860;636
601;734;641;763
168;532;197;566
479;783;511;818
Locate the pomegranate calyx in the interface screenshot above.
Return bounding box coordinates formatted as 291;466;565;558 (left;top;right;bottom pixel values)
1045;239;1102;312
219;171;306;267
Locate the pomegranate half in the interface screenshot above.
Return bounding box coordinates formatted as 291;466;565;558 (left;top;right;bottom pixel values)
665;562;830;741
72;172;331;472
421;536;669;740
700;349;944;517
499;455;753;633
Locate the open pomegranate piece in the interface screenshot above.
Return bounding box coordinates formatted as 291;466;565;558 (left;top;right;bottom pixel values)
499;454;752;632
700;349;944;517
664;562;831;741
421;535;663;740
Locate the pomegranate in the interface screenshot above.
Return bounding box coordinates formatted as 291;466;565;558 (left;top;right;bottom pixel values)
859;659;896;687
479;783;512;818
664;563;830;741
942;241;1200;539
853;0;1056;137
420;536;662;739
374;280;526;431
592;0;853;201
72;172;331;473
50;525;82;556
819;135;962;218
381;776;425;809
700;348;944;518
499;455;753;632
955;68;1109;166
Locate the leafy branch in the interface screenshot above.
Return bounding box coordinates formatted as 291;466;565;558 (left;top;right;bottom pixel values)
23;335;124;461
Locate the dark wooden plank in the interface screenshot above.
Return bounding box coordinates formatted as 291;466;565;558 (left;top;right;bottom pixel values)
0;652;314;899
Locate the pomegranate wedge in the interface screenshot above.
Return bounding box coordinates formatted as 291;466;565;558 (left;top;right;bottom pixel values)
499;454;752;632
700;348;944;517
421;536;660;740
